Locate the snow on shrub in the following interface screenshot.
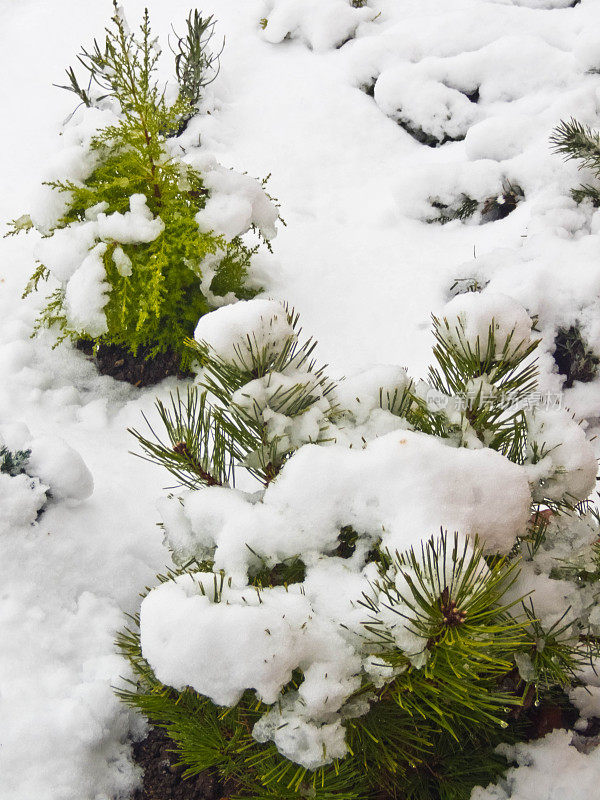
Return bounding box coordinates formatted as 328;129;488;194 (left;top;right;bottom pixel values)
472;729;600;800
119;295;599;798
260;0;374;52
374;65;479;147
0;422;92;533
9;3;279;369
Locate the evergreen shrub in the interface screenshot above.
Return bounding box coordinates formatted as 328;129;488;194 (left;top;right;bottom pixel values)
117;296;600;800
9;3;278;370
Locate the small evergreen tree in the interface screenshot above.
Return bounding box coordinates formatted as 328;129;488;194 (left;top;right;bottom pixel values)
118;297;599;800
10;4;277;368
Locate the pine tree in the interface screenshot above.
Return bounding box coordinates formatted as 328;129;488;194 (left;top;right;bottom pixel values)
118;298;599;800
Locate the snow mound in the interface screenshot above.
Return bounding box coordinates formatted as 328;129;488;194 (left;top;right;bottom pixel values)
0;472;49;533
374;66;478;144
25;435;94;503
194;298;294;367
261;0;373;52
160;428;532;580
0;423;93;529
472;729;600;800
441;292;533;360
190;156;279;242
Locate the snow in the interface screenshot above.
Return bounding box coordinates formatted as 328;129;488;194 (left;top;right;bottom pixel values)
139;570;363;768
231;370;333;459
194;297;295;366
0;472;49;532
1;0;600;795
472;730;600;800
192;156;280;241
64;243;111;338
374;65;479;144
440;291;533;360
95;194;165;244
25;435;94;503
524;407;598;503
335;365;412;426
28;106;117;235
140;573;361;708
0;422;93;529
253;703;349;770
112;245;133;277
261;0;374;52
35;222;99;283
160;429;532;584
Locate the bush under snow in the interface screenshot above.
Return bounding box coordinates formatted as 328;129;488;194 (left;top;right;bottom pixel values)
127;296;598;779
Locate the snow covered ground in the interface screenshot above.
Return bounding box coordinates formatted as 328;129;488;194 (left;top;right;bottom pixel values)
1;0;600;798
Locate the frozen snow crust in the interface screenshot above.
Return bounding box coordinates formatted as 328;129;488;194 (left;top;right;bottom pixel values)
135;297;599;775
3;0;600;798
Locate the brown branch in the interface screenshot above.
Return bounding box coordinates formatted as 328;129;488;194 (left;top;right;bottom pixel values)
172;441;221;486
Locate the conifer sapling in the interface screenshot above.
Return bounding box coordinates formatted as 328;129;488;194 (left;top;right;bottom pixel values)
9;3;279;371
118;294;599;800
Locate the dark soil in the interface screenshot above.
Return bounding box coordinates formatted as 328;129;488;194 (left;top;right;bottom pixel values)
76;340;193;387
132;727;230;800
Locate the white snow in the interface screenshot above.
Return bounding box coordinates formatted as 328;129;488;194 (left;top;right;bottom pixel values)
140;573;360;707
96;194;165;244
0;473;49;532
112;245;133;277
261;0;373;52
374;65;479;144
472;730;600;800
1;0;600;795
194;297;295;366
441;291;534;360
64;243;111;338
160;429;532;584
35;222;99;283
25;435;94;503
524;407;598;503
192;156;279;241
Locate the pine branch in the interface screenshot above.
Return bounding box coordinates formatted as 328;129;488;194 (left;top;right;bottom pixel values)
427;317;540;457
128;387;234;489
185;306;337;485
519;600;587;692
361;533;529;734
551;117;600;172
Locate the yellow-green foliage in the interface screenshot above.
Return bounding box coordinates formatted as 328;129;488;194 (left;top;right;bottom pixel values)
23;4;266;363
